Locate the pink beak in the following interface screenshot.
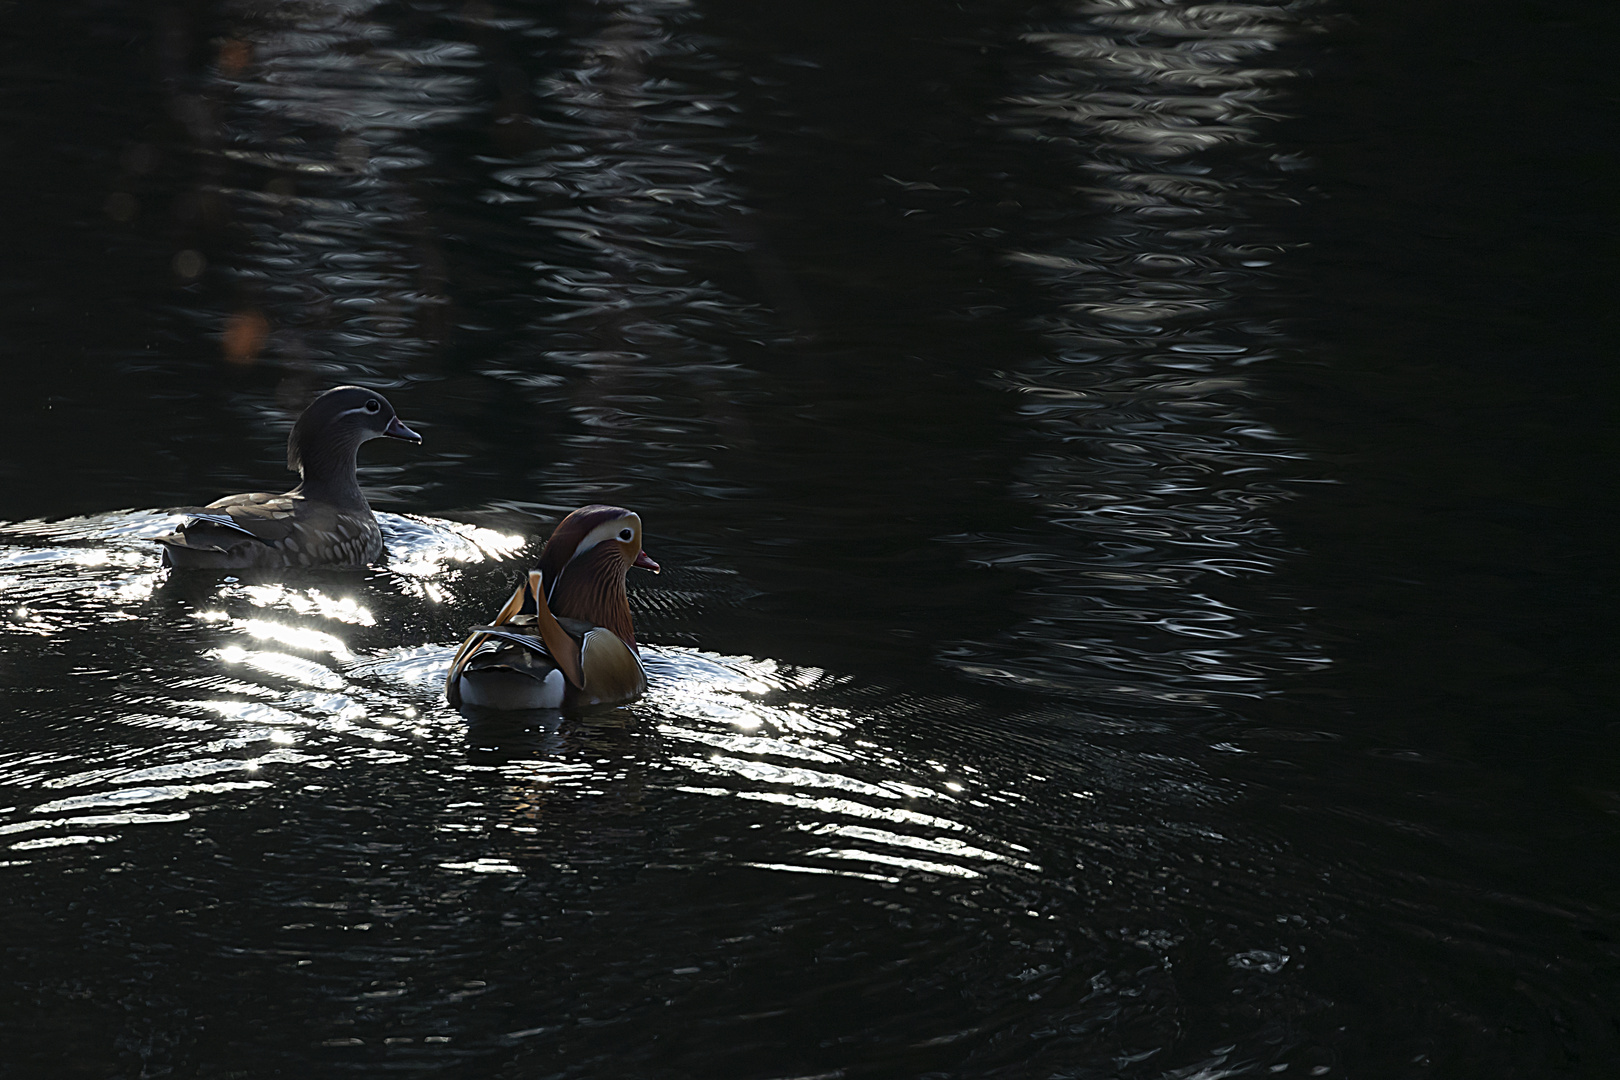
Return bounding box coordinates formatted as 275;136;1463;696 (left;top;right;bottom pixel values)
634;550;660;573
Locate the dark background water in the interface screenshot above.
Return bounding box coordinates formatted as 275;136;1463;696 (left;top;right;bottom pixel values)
2;0;1618;1077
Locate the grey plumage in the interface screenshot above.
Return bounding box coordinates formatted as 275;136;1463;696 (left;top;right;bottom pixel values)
157;386;421;570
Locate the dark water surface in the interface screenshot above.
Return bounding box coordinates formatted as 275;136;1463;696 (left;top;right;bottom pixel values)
2;0;1618;1076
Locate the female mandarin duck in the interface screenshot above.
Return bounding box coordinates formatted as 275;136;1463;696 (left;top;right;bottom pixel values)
445;505;660;711
156;386;422;569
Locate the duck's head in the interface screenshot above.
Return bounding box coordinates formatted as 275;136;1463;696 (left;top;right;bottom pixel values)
287;385;422;483
534;505;659;647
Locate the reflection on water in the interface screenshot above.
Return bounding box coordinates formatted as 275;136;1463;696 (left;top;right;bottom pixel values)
0;506;1287;1075
168;0;766;512
0;513;1034;887
945;0;1324;703
0;512;505;857
200;0;476;382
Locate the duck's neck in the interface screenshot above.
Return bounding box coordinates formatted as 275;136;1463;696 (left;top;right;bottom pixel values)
290;434;369;510
549;544;636;650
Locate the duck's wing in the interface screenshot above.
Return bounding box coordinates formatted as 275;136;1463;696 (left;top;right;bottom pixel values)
456;624;642;706
446;571;586;705
523;577;586;690
445;572;533;706
462;627;559;652
158;492;299;553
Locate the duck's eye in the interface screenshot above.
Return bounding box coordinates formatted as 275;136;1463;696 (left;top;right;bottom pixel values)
364;399;381;413
618;528;634;542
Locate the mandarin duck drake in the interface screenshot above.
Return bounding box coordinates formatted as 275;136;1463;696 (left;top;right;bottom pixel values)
445;505;660;711
156;386;422;569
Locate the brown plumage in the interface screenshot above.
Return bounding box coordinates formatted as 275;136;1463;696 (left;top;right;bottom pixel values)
156;386;422;569
445;506;660;712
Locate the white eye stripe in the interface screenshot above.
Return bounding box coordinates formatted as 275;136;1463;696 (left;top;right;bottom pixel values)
573;515;640;560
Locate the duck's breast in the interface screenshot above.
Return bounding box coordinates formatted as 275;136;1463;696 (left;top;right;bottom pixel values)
576;629;648;706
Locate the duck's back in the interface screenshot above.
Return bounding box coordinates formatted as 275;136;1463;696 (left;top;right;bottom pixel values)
160;492;382;568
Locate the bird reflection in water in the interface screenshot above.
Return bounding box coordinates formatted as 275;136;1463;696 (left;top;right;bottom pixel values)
461;707;572;765
459;706;634;768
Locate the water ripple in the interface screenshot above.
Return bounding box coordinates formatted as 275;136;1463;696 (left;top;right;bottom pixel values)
942;0;1328;702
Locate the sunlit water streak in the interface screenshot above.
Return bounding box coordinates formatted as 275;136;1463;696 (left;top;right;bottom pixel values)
0;511;1031;890
943;0;1328;704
